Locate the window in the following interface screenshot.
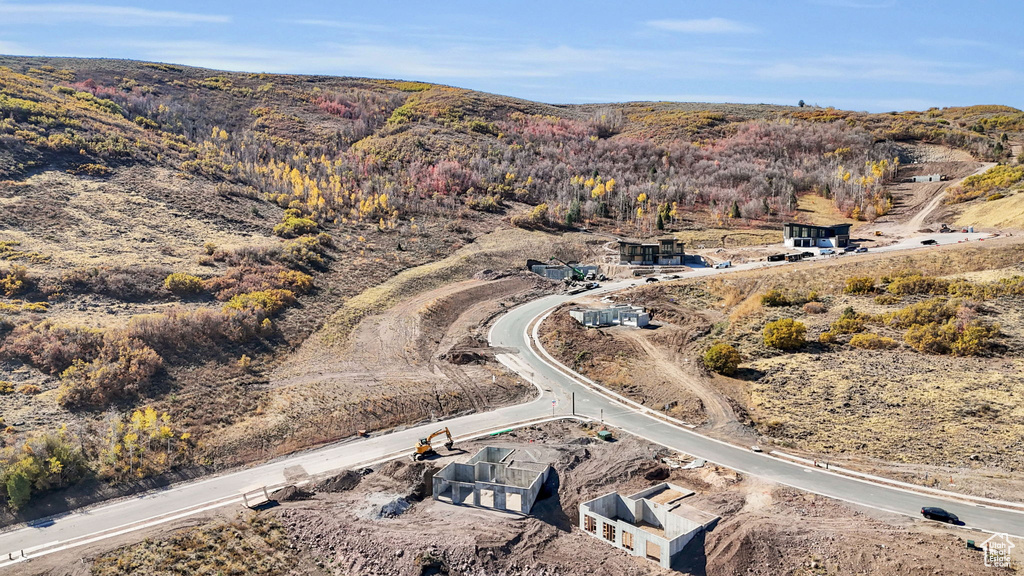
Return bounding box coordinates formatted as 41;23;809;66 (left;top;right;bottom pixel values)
622;531;634;551
603;522;616;542
585;515;596;533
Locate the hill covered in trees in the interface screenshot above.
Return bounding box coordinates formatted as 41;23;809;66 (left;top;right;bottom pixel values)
2;56;1018;229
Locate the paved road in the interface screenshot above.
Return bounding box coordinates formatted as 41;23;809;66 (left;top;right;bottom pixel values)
489;266;1024;539
0;230;1014;567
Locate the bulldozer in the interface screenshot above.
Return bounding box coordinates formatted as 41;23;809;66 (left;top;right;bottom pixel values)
412;427;455;461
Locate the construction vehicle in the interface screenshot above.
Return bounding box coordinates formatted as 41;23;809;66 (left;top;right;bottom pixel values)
549;257;587;283
413;427;455;461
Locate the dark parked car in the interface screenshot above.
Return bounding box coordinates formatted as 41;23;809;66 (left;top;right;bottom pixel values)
844;245;857;252
921;507;959;523
855;247;868;253
800;251;815;258
921;239;938;245
645;277;659;283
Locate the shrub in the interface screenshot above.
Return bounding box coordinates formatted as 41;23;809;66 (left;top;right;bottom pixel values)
203;242;217;255
760;289;790;307
803;302;826;314
277;270;313;294
987;193;1005;202
223;289;295;318
510;203;550;229
904;321;955;354
886;298;958;328
0;381;12;394
818;331;837;344
950;321;1000;356
282;236;329;270
17;384;40;395
2;321;105;374
829;315;865;334
849;333;898;350
0;265;30;297
844;276;876;295
61;266;169;301
703;343;741;375
57;337;162;408
886;274;950;296
163;273;202;296
66;163;111;177
273;209;318;238
763;318;806;350
874;294;900;305
0;428;88;510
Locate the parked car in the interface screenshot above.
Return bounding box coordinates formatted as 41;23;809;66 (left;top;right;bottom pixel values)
750;445;763;453
921;507;959;524
645;277;659;283
819;248;836;256
921;239;938;245
664;274;680;279
800;251;815;258
855;247;868;253
843;245;857;252
713;261;732;269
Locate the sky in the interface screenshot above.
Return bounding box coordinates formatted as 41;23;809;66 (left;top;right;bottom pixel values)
0;0;1022;112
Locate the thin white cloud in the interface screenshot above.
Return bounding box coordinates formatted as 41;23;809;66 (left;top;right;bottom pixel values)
286;19;389;32
647;18;757;34
756;54;1020;86
0;3;230;26
808;0;895;8
120;40;740;81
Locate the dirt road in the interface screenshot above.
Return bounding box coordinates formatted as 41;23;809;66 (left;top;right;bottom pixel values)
903;162;996;233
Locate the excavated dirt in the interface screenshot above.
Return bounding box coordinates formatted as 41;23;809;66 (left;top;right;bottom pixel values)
27;420;1014;576
204;272;548;462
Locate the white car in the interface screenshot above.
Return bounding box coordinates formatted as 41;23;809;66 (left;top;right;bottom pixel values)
819;249;835;256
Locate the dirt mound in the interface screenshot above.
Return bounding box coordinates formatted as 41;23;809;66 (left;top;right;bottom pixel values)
312;469;363;493
270;485;314;502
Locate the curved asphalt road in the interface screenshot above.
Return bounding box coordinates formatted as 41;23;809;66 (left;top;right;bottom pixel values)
0;231;1016;568
490;276;1024;539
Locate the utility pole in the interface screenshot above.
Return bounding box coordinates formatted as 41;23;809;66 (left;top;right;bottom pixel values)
571;392;575;415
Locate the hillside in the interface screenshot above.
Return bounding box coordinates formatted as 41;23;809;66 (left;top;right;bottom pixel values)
1;55;1022;517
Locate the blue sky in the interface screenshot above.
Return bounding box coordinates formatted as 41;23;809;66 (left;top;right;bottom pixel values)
0;0;1021;112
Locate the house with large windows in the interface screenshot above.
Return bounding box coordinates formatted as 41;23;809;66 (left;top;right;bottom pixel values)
617;238;685;265
782;222;851;249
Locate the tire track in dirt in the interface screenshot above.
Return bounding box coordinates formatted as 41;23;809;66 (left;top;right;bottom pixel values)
615;329;752;443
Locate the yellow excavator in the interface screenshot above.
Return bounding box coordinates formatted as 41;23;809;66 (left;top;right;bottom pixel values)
412;427;455;461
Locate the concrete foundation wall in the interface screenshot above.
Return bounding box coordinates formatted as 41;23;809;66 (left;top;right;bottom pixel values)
582;483;719;569
434;447;551;514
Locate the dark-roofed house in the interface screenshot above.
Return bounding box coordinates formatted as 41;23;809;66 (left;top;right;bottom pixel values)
618;238;685;266
783;223;851;249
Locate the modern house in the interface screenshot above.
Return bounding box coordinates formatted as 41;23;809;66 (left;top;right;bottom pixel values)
432;447;551;514
618;238;685;266
782;223;851;249
569;304;650;328
579;483;720;569
911;174;943;183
